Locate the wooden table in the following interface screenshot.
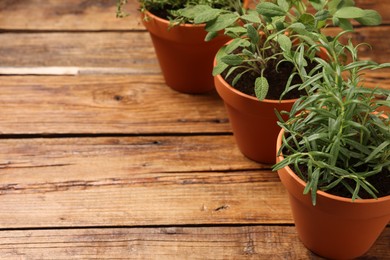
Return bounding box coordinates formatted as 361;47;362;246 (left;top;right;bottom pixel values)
0;1;389;259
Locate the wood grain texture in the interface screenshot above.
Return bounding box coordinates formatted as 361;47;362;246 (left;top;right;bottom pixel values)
0;32;159;74
0;0;142;31
0;75;231;135
0;27;389;74
0;226;389;259
0;0;389;31
0;1;389;259
0;70;388;136
324;26;390;64
0;136;291;228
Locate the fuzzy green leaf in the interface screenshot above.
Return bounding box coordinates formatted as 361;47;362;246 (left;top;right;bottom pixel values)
277;34;292;52
309;0;326;11
205;13;238;32
315;9;329;22
179;5;209;20
256;2;286;17
221;54;243;66
334;7;365;19
337;18;353;30
212;62;228;76
204;31;218;42
254;77;269;100
241;13;261;24
225;38;250;54
277;0;290;12
247;24;259;44
194;8;222;24
299;13;315;27
355;10;382;26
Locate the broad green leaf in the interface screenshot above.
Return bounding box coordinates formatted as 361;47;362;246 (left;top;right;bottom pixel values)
355;10;382;26
225;65;240;79
256;2;286;17
314;9;329;22
213;48;228;76
277;0;289;12
212;62;228;76
221;54;243;66
288;22;306;30
328;0;342;13
254;77;269;100
275;20;285;31
241;13;261;24
225;38;249;54
205;13;238;32
277;34;292;52
224;26;247;38
342;0;357;8
336;18;353;30
309;0;326;11
215;46;227;60
231;69;249;86
194;8;222;24
247;24;259;44
204;31;218;42
334;7;365;19
180;5;209;20
299;13;315;26
330;0;356;12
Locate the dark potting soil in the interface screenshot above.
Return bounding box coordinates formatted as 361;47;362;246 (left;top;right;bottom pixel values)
290;155;390;200
328;168;390;199
148;7;171;20
223;61;308;100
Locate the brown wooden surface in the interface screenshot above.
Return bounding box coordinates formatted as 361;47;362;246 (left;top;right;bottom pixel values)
0;0;389;259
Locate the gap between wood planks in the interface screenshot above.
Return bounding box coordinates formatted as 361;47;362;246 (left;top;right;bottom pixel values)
0;66;156;75
0;223;294;232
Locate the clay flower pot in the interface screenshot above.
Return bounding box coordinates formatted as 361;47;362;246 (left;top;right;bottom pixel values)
276;128;390;259
214;72;296;164
141;11;230;94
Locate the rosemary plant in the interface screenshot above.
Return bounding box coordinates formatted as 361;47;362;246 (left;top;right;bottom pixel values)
180;0;382;100
273;33;390;205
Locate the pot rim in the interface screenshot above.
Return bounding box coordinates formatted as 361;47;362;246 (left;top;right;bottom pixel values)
143;10;206;29
276;128;390;204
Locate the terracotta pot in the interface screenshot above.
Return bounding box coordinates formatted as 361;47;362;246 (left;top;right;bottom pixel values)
276;128;390;259
141;4;248;94
214;73;296;163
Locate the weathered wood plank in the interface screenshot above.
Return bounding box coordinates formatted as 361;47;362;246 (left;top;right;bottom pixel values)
0;136;291;228
0;75;230;135
0;72;388;135
0;32;159;74
0;0;389;31
0;27;389;74
324;26;390;64
0;0;142;31
0;226;389;259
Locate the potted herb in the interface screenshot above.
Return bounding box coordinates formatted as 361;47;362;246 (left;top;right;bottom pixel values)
181;0;382;162
116;0;249;94
273;34;390;259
